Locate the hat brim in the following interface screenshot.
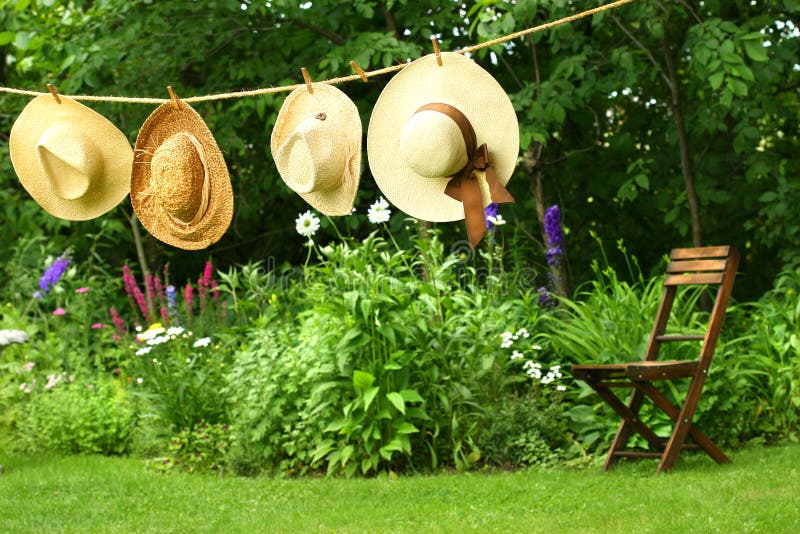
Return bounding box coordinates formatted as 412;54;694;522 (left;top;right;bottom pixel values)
367;52;519;222
9;95;133;221
131;101;233;250
271;84;362;216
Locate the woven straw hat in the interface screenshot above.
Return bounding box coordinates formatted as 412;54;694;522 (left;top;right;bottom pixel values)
367;52;519;223
131;100;233;250
271;84;361;216
9;95;133;221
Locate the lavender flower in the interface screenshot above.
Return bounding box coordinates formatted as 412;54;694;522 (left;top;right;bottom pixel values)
544;205;564;267
37;253;71;295
537;286;554;308
484;203;499;231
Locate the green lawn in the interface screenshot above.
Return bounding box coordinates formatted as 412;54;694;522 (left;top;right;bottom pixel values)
1;445;799;533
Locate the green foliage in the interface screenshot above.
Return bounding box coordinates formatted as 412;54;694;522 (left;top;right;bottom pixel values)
14;377;135;455
152;422;232;475
734;267;800;441
223;312;341;476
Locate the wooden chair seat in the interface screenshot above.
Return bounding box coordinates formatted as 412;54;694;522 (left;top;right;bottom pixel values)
570;246;739;472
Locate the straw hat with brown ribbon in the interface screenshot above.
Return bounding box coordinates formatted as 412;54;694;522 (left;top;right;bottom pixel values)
131;100;233;250
367;52;519;247
9;94;133;221
271;83;362;216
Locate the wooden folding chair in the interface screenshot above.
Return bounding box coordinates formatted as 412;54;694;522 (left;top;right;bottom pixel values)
571;246;739;473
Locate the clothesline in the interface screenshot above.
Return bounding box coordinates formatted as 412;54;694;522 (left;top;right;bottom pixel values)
0;0;634;105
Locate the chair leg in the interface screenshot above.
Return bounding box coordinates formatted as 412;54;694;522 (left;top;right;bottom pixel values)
591;385;662;469
655;373;725;473
635;381;730;469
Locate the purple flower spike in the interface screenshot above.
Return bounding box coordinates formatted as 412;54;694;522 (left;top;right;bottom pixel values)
38;253;71;295
544;205;564;267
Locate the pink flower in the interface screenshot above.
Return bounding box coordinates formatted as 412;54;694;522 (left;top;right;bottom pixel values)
22;362;35;372
91;323;105;329
109;306;127;340
52;307;66;316
75;287;89;294
202;260;214;287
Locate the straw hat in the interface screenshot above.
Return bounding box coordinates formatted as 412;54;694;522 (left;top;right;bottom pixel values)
9;95;133;221
271;83;361;216
131;100;233;250
367;52;519;224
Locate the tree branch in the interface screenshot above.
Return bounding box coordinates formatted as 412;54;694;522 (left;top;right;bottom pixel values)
611;14;672;90
381;2;400;40
290;18;346;46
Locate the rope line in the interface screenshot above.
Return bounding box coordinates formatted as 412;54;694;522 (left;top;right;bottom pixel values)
0;0;633;105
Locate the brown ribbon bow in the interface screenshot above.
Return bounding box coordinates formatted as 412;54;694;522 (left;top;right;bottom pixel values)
414;103;514;248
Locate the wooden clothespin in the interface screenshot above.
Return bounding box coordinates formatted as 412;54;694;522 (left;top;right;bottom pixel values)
431;37;443;66
349;60;369;83
301;67;314;94
46;83;61;104
167;86;179;108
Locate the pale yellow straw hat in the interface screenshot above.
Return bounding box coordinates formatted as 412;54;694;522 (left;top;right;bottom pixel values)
271;83;362;216
9;94;133;221
131;100;233;250
367;52;519;223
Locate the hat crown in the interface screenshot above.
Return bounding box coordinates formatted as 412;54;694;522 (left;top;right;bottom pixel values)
36;123;101;200
276;115;345;194
150;132;207;224
399;110;468;179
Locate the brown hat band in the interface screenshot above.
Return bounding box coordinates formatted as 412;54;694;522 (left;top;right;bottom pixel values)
412;103;514;248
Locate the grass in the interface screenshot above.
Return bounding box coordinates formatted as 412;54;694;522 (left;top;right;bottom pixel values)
1;445;799;533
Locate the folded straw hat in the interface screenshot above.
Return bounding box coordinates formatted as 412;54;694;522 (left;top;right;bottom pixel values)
271;83;361;216
367;52;519;246
131;100;233;250
9;95;133;221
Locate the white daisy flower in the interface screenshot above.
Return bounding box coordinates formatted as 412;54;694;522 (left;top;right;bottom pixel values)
367;197;391;224
146;335;170;346
135;346;152;356
193;337;212;348
295;210;320;238
167;326;185;337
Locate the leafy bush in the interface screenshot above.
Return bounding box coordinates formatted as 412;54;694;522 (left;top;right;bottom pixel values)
151;422;232;475
224;312;341;476
733;267;800;442
222;228;567;476
14;378;135;455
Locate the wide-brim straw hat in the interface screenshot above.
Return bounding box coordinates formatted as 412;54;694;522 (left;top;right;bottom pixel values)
367;52;519;222
271;83;361;216
131;100;233;250
9;95;133;221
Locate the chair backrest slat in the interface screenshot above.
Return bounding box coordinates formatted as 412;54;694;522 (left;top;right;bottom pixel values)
666;259;728;273
670;246;730;260
664;272;725;286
